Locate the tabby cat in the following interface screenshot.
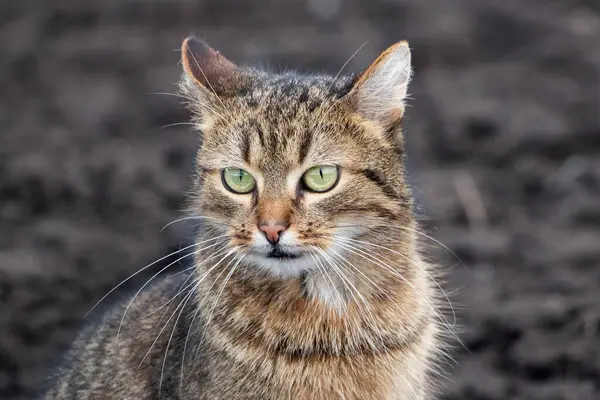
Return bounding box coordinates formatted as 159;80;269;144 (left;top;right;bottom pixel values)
44;36;449;399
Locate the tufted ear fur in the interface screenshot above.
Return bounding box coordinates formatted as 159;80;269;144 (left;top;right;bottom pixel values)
180;36;247;97
351;41;412;127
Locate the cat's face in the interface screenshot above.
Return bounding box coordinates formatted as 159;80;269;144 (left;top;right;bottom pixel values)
180;38;413;279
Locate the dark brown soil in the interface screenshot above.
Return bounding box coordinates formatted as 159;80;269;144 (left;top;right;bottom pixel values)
1;0;599;399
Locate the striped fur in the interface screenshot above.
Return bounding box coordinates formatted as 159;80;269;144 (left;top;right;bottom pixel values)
44;37;449;400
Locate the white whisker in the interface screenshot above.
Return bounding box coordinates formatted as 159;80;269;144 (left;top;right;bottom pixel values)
138;248;240;375
140;247;233;319
201;254;245;338
327;41;368;92
158;122;198;130
336;223;465;269
161;216;224;233
185;48;240;133
338;236;457;327
191;249;243;365
307;249;344;313
147;92;196;102
86;239;213;317
181;247;243;390
333;240;459;343
158;282;197;398
116;237;228;344
318;247;385;350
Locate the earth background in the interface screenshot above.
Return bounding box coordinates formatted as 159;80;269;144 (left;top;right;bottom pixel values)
1;0;599;399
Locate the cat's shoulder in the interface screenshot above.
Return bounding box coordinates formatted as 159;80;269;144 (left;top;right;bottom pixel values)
84;269;194;341
45;273;190;365
40;271;195;397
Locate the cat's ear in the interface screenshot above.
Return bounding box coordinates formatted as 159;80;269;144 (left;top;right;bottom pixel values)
351;41;412;126
180;36;245;97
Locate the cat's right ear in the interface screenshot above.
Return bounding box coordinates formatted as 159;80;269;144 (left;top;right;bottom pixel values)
180;36;244;97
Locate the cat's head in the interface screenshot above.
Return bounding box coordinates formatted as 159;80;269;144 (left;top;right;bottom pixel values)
180;37;414;280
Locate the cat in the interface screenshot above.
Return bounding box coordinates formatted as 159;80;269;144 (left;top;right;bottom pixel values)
43;36;450;399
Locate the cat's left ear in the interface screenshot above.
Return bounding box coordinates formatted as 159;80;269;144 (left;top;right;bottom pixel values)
351;41;412;127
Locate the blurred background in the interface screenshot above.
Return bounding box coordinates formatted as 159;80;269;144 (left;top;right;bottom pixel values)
1;0;599;399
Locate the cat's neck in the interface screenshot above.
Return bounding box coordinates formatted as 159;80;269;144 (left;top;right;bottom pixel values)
193;246;433;357
188;250;438;399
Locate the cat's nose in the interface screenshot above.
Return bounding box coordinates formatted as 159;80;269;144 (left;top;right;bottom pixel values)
258;223;288;245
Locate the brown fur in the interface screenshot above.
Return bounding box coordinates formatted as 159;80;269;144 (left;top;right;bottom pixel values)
43;37;449;399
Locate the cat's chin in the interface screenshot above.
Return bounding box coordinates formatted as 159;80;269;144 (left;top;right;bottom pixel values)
244;252;316;279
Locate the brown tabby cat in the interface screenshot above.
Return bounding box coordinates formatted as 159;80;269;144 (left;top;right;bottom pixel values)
44;36;449;399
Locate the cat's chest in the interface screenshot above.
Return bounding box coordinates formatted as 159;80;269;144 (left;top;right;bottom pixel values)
183;349;417;400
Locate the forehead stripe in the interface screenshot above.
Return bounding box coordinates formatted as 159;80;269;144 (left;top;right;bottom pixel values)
298;128;313;164
251;118;266;148
242;130;251;163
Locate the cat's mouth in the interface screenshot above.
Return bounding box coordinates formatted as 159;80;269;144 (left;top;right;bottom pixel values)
244;245;316;278
266;247;300;259
248;244;304;261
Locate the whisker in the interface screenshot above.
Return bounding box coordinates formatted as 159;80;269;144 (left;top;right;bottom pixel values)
158;282;197;399
140;247;234;319
327;246;384;295
335;238;465;350
85;239;218;317
185;49;240;132
157;122;198;130
161;216;223;233
157;248;241;398
314;246;359;308
332;240;459;342
312;41;370;127
336;223;466;269
181;247;243;389
138;281;198;370
146;92;197;102
335;240;437;312
306;251;337;312
164;264;199;280
193;253;245;366
327;41;368;92
116;237;228;344
142;272;197;321
180;49;243;140
191;250;244;365
202;254;244;336
307;249;344;313
138;248;239;372
395;225;467;270
180;294;203;389
319;247;388;349
338;236;457;327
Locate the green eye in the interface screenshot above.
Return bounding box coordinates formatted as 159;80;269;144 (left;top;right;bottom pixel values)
302;165;339;192
222;168;256;194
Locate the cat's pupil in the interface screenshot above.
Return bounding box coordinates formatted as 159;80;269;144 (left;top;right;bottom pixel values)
319;168;323;179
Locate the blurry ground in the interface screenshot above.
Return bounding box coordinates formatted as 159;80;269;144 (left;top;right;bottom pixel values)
1;0;599;399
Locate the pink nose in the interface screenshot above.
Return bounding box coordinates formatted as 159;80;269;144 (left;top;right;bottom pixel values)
258;223;287;245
